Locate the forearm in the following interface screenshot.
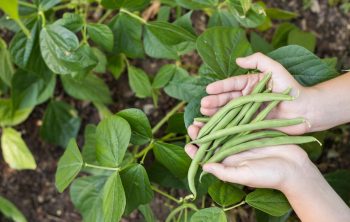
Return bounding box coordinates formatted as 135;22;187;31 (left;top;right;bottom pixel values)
281;161;350;222
306;72;350;132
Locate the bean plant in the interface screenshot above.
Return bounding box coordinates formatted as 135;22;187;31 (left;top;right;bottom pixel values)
0;0;349;221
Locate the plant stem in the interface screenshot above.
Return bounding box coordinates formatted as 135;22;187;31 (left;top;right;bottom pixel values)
19;1;37;9
135;140;154;163
223;201;246;211
164;135;187;142
38;11;46;27
160;133;175;141
52;3;72;11
120;8;147;24
98;9;113;23
152;101;186;135
15;19;31;38
151;185;181;204
84;163;120;171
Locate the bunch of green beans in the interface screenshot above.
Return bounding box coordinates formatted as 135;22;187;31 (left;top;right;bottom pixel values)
187;74;320;199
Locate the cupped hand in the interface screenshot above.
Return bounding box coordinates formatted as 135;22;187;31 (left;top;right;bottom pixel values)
195;52;315;136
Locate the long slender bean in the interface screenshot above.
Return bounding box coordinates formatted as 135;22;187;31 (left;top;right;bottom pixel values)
207;136;321;163
187;142;211;199
220;130;286;150
194;117;210;123
197;93;294;138
192;118;305;144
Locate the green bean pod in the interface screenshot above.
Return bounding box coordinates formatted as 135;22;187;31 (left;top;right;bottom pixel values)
192;118;305;144
220;130;287;151
207;136;321;163
197;92;293;138
187;142;211;199
194;117;210;123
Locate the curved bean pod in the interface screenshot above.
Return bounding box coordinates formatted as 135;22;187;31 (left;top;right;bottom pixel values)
192;118;305;144
207;136;321;163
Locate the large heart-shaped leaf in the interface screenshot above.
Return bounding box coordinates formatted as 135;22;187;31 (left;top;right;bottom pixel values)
55;139;83;193
40;101;81;147
96;115;131;167
116;108;152;145
196;27;252;79
108;12;144;58
120;164;153;213
61;74;112;104
0;196;27;222
245;189;291;217
208;181;246;207
1;127;36;170
191;207;227;222
153;141;191;178
40;24;98;75
102;172;126;222
268;45;338;86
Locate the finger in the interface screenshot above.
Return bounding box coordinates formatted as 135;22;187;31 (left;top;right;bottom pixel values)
201;91;242;108
193;121;204;128
200;107;219;116
236;52;284;73
188;125;200;140
185;144;198;159
206;73;262;95
203;163;252;184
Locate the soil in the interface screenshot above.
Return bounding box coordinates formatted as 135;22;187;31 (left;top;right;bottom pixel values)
1;1;349;222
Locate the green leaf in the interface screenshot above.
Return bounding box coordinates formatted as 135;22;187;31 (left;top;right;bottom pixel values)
0;0;19;20
138;204;156;222
184;93;205;128
0;99;33;127
120;164;153;213
40;101;81;147
255;209;292;222
208;181;246;207
40;25;98;75
157;6;171;21
324;169;350;205
146;21;196;46
54;13;84;33
0;196;27;222
250;32;274;54
96;115;131;167
55;139;83;192
87;23;114;52
61;74;112;104
11;69;56;109
208;9;239;28
143;27;178;60
102;172;126;222
166;113;187;134
196;27;252;79
116;108;152;145
0;37;14;87
228;1;266;28
266;8;298;20
101;0;149;11
38;0;61;11
92;47;107;73
173;11;196;35
246;189;291;217
152;64;177;89
82;124;97;163
268;45;338;86
107;54;125;79
191;207;227;222
70;175;107;222
271;23;297;48
1;127;36;170
287;29;316;52
175;0;219;9
108;13;144;58
164;68;208;102
153;141;191;178
127;65;152;98
301;131;325;161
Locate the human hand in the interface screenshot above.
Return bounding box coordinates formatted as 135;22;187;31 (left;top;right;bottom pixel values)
196;52;316;136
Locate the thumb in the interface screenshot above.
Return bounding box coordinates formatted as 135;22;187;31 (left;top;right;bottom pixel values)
203;163;248;184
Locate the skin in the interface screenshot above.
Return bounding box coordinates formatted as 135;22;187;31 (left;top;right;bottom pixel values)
185;52;350;222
